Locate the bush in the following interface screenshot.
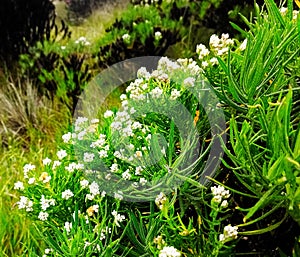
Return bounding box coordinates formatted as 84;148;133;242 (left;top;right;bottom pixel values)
0;0;58;64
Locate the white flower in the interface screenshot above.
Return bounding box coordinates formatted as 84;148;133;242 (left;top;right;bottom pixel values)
57;149;67;160
132;121;142;129
104;110;114;118
139;177;147;185
111;121;122;130
62;189;74;200
90;138;106;148
80;180;89;188
135;166;143;175
209;34;220;48
196;43;210;59
28;177;35;184
219;224;238;242
211;185;230;199
155;31;162;41
40;195;55;211
114;191;124;200
16;196;33;212
42;157;52;165
98;150;108;158
212;195;222;204
123;126;134;137
137;67;151;79
280;7;287;15
293;10;299;20
122;33;131;43
210;57;218;66
14;181;24;191
221;200;228;208
110;163;118;173
183;77;195;87
83;152;95;163
62;132;72;143
52;160;61;169
23;163;36;172
159;246;181;257
239;38;247;51
150;87;163;98
23;163;35;178
38;211;49;221
122;169;131;180
44;248;53;254
65;163;77;172
64;221;72;234
89;181;100;196
86;194;95;201
202;61;209;68
170;89;180;100
155;192;167;210
112;210;126;227
120;94;127;100
114;151;122;159
77;130;87;140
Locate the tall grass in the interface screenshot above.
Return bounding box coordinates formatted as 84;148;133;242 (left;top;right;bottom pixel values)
0;77;71;256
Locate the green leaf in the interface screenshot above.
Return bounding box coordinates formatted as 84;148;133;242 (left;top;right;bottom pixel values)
243;185;278;222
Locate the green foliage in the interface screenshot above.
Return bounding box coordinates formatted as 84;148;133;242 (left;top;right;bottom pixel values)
0;0;70;64
211;0;300;236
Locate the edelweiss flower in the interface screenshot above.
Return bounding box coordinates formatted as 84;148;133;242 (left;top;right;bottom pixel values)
159;246;181;257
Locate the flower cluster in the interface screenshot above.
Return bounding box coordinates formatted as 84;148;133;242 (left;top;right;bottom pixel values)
112;210;126;227
155;31;162;41
122;33;131;44
211;185;230;208
155;192;167;210
61;56;204;199
219;224;239;243
159;246;181;257
279;7;299;21
196;33;236;68
75;36;91;46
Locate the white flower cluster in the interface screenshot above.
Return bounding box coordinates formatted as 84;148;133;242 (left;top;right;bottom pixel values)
122;33;131;44
38;211;49;221
62;189;74;200
14;181;24;191
211;185;230;208
64;221;72;234
16;196;33;212
75;36;91;46
65;162;84;172
279;7;299;20
209;33;234;56
57;149;67;160
112;210;126;227
155;31;162;41
196;33;234;68
40;195;55;211
155;192;167;210
219;224;238;242
159;246;181;257
23;163;35;178
42;248;53;257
